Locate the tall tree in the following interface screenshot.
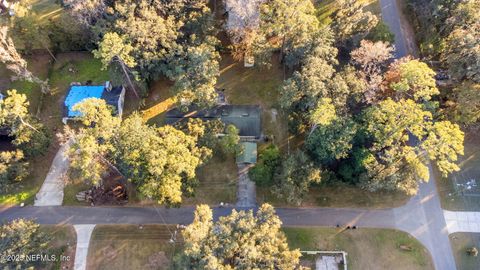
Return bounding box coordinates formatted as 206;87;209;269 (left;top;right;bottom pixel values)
0;26;49;93
362;98;464;194
259;0;319;67
442;0;480;83
0;90;50;156
0;150;28;193
332;0;378;43
63;0;106;27
0;219;51;269
179;204;303;269
116;114;210;205
384;58;439;102
67;98;120;185
219;124;242;155
166;37;220;107
93;32;139;97
274;150;321;205
351;40;394;103
225;0;266;62
450;82;480;125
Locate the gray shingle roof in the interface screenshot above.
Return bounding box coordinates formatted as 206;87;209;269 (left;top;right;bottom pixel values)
165;105;261;138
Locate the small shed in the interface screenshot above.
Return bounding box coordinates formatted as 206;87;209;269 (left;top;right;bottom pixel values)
63;82;125;123
236;142;257;164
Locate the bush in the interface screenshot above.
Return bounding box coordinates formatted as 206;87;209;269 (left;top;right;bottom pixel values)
366;22;395;44
249;144;281;187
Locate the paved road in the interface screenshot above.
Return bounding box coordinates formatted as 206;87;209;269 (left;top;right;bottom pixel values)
0;169;455;270
380;0;406;57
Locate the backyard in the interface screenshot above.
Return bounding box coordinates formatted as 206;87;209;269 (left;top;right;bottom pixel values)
284;227;434;270
449;232;480;270
87;225;179;270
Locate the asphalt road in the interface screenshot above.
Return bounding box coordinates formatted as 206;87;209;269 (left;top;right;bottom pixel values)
380;0;406;57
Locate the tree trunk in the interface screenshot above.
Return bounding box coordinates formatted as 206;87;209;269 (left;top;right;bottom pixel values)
119;60;139;98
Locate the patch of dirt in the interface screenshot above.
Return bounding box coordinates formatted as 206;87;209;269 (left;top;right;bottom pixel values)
143;251;170;270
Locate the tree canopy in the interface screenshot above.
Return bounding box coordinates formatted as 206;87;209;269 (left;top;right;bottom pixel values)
179;204;303;269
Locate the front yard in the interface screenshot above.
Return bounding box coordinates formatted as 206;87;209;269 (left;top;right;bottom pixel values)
87;225;179;270
449;232;480;270
284;227;433;270
39;225;77;270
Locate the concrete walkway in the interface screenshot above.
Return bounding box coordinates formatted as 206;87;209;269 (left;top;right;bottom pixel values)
73;224;95;270
236;164;256;207
444;210;480;233
34;140;72;206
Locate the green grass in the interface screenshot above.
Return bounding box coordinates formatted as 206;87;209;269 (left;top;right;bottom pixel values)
87;225;179;270
450;232;480;270
258;182;409;209
184;152;238;205
38;225;77;270
283;227;433;270
437;133;480;211
62;175;91;206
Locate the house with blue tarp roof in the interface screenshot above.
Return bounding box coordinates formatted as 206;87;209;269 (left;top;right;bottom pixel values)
63;82;125;123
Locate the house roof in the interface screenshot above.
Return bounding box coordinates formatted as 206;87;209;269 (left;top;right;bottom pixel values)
64;84;124;118
165;105;262;138
236;142;257;164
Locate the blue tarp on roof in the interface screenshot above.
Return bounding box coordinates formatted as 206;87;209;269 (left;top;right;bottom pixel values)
64;85;104;117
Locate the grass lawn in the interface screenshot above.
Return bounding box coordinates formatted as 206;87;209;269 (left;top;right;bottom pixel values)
0;52;110;205
87;225;179;270
284;227;433;270
183;152;238;205
39;225;77;270
258;182;409;209
450;232;480;270
437;132;480;211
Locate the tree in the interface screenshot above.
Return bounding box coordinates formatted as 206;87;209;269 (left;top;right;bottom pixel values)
249;144;281;187
274;150;321;205
0;90;50;157
0;150;28;193
219;124;243;155
351;40;394;103
225;0;266;62
385;58;439;102
116;114;210;205
306;118;357;165
362;98;464;194
422;121;464;176
0;219;51;269
179;204;303;269
259;0;319;67
175;118;224;150
442;0;480;83
63;0;106;27
332;0;378;43
450;82;480;125
0;26;50;93
366;21;395;43
66;98;120;185
166;37;220;108
93;32;139;97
